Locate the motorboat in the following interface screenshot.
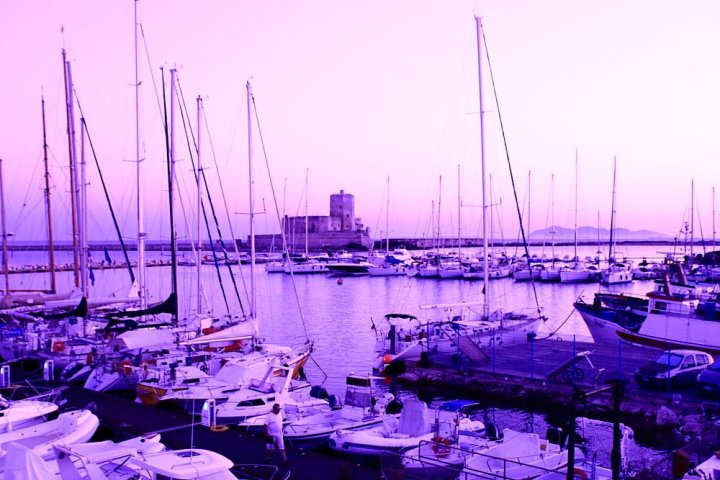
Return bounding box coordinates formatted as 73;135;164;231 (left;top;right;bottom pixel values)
399;400;494;479
283;374;398;447
0;409;99;466
0;396;59;433
328;397;485;457
138;342;314;415
460;428;584;479
55;444;238;479
214;364;330;425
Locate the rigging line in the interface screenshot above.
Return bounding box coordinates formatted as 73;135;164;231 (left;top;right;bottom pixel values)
72;98;136;286
173;81;235;316
306;350;329;385
197;100;251;307
174;80;246;316
138;23;165;130
535;304;578;340
251;95;310;340
481;28;543;319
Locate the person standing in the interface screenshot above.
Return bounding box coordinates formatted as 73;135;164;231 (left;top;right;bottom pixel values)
264;403;288;465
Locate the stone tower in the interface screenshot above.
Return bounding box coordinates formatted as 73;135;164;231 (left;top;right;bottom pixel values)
329;190;355;232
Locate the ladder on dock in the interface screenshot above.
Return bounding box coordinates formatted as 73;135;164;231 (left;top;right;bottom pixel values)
457;336;490;363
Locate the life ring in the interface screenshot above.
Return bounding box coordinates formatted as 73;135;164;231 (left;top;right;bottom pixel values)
52;341;66;353
118;360;133;375
432;437;451;458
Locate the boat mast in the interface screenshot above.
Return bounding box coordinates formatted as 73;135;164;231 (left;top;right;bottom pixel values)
62;49;80;289
196;95;203;314
527;170;531;253
79;118;88;296
41;97;57;293
573;149;578;264
476;16;489;317
247;81;256;319
713;186;716;263
0;159;8;297
690;178;695;268
385;176;390;252
438;175;442;252
608;157;617;266
549;173;555;268
168;68;178;321
457;165;461;259
134;0;147;309
304;168;309;257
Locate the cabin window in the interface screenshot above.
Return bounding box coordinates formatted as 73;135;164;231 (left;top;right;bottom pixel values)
655;302;668;312
237;399;265;407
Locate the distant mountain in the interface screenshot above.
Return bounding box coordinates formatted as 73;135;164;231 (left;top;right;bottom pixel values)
529;226;674;242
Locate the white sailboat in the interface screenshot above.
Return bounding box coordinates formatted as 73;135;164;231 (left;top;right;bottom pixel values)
560;149;600;283
379;16;545;368
600;157;633;285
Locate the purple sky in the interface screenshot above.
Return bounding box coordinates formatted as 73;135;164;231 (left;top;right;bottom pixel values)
1;1;719;244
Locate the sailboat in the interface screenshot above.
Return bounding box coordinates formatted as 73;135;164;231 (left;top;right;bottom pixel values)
284;169;329;275
560;150;600;283
600;157;633;285
378;16;545;368
368;177;411;276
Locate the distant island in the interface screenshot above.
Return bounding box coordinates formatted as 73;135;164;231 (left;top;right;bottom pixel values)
528;226;675;243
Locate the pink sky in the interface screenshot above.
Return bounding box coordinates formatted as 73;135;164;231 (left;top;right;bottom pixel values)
1;1;719;244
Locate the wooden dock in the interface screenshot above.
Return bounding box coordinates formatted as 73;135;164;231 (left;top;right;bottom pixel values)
394;336;720;426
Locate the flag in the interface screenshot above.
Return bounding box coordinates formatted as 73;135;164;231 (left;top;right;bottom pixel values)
89;266;95;286
104;249;112;264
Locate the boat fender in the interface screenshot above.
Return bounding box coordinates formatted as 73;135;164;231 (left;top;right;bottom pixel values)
52;341;66;353
432;437;451;457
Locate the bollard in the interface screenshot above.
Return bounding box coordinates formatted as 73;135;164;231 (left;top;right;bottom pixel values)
43;360;55;381
0;365;10;387
201;399;216;428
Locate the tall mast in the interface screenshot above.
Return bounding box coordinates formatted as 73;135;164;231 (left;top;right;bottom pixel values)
713;186;716;262
41;97;57;293
527;170;531;249
385;176;390;252
457;165;461;258
690;179;695;266
608;157;617;265
168;68;178;320
476;15;489;317
134;0;146;308
79;119;88;296
196;95;203;314
549;173;555;267
247;81;256;319
0;159;8;296
573;149;578;263
63;50;80;288
437;176;442;252
304;169;309;257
